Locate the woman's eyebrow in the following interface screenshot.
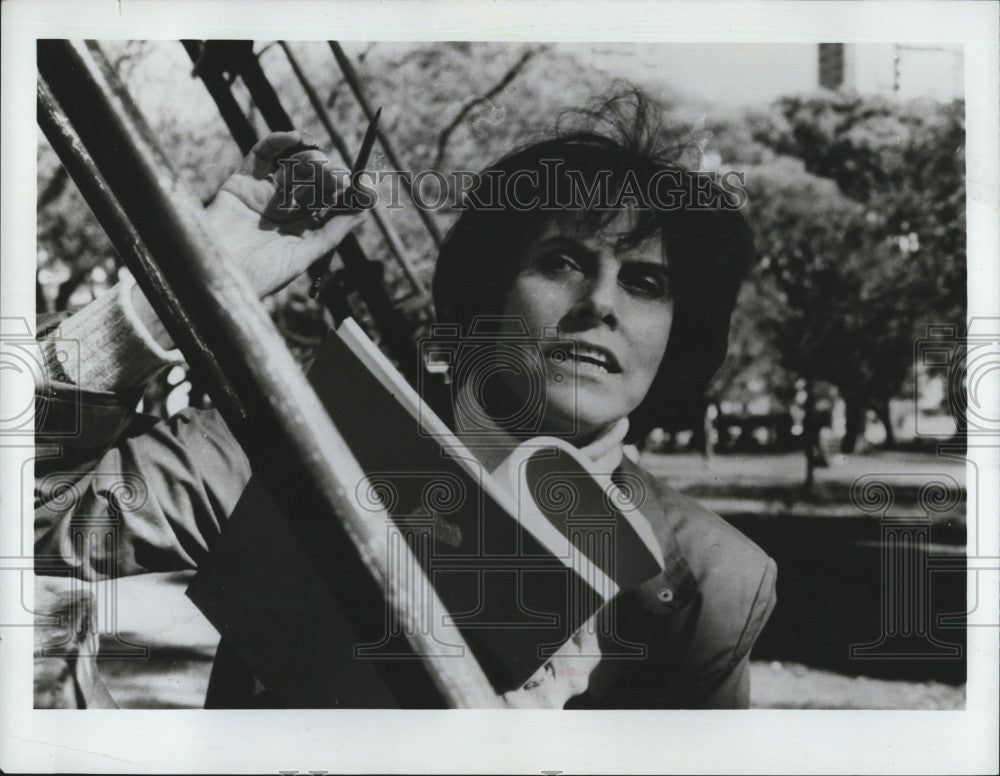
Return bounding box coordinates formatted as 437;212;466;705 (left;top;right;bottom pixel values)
619;258;669;272
536;235;667;271
536;235;600;260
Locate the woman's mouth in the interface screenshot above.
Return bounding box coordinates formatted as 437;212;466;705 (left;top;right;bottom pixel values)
548;343;622;374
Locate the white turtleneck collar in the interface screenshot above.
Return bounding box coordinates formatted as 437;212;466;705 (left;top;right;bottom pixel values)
450;378;631;474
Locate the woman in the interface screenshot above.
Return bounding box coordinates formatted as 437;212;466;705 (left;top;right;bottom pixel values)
34;92;775;708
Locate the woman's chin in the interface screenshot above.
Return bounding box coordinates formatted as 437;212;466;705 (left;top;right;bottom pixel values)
541;387;627;437
496;375;628;443
538;404;624;445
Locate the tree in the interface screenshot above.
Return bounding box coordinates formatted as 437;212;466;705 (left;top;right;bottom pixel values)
745;94;966;449
740;157;870;484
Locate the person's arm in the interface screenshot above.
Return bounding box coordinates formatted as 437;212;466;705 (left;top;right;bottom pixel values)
35;131;363;579
39;275;182;395
34;272;253;578
690;556;778;708
35;402;251;579
698;652;752;709
40;128;364;394
593;549;776;710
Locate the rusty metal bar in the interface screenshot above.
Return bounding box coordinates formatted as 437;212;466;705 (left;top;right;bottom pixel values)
181;40;259;155
37;39;499;708
224;40;295;131
279;41;427;297
183;39;423;379
334;236;420;383
184;41;295;135
36;78;243;418
328;41;444;247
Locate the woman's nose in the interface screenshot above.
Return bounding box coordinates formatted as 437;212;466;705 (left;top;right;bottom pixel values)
570;267;619;328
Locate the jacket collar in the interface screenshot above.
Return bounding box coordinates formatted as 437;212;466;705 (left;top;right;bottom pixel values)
448;380;696;608
616;456;698;611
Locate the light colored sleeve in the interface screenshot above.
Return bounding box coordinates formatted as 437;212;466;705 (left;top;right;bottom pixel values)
34;278;247;580
39;276;182;392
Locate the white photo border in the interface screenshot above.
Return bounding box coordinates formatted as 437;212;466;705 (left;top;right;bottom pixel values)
2;1;998;773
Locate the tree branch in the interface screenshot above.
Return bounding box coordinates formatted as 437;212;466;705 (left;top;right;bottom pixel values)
37;166;70;210
433;48;539;169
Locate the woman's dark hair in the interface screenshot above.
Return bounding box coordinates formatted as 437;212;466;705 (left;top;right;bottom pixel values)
431;90;755;438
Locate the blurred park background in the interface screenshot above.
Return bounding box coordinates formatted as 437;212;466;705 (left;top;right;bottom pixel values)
36;41;968;708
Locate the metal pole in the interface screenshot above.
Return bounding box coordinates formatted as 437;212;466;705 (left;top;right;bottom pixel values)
280;41;427;296
334;236;420;383
37;79;243;419
182;40;259;154
183;40;424;378
38;39;499;709
329;41;444;247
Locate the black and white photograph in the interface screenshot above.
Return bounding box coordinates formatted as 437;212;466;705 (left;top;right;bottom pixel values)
1;1;998;773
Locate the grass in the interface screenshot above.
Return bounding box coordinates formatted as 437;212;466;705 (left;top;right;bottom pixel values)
639;449;966;521
750;660;964;709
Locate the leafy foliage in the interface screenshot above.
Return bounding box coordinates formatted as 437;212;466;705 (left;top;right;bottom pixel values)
729;94;966;448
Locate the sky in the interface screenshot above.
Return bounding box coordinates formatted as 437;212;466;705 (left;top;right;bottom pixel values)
583;42;964;106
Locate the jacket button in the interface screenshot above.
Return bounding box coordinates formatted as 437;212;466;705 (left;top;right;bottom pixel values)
657;587;674;603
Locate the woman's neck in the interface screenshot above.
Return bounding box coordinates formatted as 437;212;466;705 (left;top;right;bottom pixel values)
451;376;628;471
476;375;610;445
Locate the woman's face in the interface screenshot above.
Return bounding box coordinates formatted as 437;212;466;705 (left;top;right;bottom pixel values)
500;212;674;443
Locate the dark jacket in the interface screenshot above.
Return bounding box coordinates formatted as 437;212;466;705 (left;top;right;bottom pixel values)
34;363;776;709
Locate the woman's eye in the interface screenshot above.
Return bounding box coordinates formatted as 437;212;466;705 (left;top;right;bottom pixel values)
537;253;583;274
620;271;670;299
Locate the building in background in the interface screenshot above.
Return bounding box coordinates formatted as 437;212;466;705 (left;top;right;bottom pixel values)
821;42;964;100
589;42;964;106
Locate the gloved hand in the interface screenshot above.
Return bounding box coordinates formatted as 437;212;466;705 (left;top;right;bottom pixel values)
206;130;364;298
133;131;365;349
